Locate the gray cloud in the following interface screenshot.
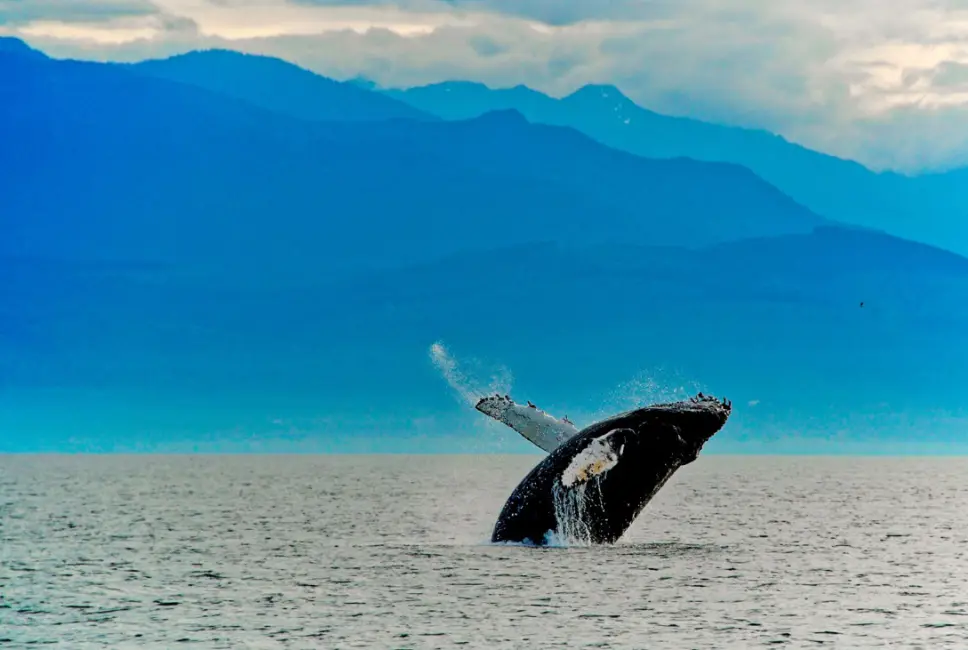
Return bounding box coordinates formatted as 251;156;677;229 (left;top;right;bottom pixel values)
0;0;159;26
287;0;679;25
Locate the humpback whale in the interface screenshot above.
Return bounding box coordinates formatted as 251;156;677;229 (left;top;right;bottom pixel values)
481;394;731;546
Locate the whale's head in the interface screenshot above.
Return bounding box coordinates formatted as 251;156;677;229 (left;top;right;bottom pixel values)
571;393;730;469
639;393;731;462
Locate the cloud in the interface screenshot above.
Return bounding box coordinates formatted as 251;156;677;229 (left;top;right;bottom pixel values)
0;0;160;26
923;61;968;89
289;0;683;26
7;0;968;171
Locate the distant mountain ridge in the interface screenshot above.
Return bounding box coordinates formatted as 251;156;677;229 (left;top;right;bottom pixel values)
130;49;436;123
307;109;826;244
6;224;968;450
1;39;826;285
387;81;968;256
0;36;44;57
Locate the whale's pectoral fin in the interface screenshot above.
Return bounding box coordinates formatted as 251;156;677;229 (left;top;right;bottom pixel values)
475;394;580;453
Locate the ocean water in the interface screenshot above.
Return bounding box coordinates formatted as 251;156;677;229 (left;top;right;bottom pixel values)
2;455;967;648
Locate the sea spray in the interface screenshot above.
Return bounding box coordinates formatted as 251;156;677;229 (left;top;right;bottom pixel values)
428;341;520;451
595;368;704;421
428;342;705;457
430;341;698;423
549;431;623;545
550;479;605;547
429;341;513;406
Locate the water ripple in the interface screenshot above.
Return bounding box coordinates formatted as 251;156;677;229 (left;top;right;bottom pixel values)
2;455;967;648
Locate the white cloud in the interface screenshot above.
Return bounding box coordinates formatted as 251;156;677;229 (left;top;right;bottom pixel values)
7;0;968;172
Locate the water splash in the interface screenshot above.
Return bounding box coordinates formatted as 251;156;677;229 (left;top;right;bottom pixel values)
600;368;704;415
551;429;621;546
551;478;607;547
546;367;702;429
429;341;513;407
431;341;699;421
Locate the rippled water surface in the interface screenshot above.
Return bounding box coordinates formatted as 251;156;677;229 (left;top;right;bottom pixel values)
3;455;968;648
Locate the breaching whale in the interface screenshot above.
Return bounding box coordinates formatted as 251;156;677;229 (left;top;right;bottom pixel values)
479;393;731;546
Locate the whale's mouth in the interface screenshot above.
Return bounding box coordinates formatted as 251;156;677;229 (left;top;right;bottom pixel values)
560;429;627;488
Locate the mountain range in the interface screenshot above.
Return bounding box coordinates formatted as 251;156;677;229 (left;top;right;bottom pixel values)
387;82;968;257
131;49;436;124
1;40;826;285
2;37;967;453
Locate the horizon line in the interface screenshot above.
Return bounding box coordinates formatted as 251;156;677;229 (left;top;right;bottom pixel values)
3;452;968;458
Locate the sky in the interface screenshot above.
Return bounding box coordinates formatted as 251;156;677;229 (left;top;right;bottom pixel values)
5;0;968;172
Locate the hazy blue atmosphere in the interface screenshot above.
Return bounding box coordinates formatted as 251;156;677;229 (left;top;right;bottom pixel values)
3;13;968;454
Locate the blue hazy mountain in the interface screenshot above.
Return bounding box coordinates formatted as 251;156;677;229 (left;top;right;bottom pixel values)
387;82;968;256
128;47;825;242
0;35;45;57
1;40;824;286
5;226;968;452
310;110;826;243
130;49;435;123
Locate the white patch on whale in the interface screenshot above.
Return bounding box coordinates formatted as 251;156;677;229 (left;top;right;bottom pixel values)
560;429;625;488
